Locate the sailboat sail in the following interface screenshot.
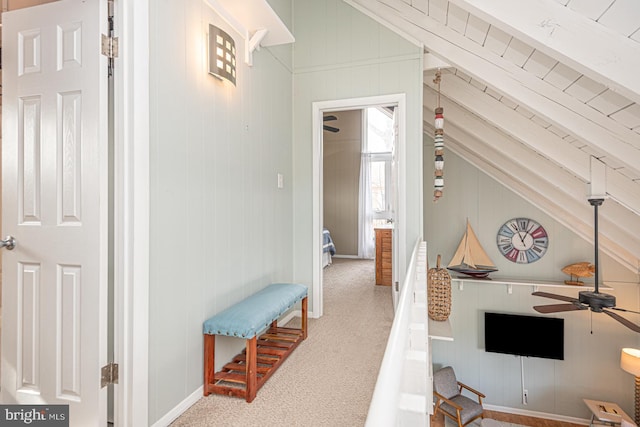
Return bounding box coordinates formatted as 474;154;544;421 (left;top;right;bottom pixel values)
447;220;498;278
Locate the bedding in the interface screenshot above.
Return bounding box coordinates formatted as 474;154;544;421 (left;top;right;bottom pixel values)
323;228;336;267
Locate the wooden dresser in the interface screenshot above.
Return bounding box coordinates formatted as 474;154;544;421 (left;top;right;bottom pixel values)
375;228;392;286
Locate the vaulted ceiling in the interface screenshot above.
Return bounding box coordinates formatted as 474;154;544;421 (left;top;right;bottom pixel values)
345;0;640;274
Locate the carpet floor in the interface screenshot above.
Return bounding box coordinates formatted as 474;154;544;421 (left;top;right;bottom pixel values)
170;258;394;426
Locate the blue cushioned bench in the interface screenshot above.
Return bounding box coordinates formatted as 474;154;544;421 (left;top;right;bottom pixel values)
203;283;308;402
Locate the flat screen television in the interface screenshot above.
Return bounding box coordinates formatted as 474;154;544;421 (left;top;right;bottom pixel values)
484;312;564;360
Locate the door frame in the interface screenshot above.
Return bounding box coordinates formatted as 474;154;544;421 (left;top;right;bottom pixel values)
312;94;407;318
113;0;150;425
0;1;149;424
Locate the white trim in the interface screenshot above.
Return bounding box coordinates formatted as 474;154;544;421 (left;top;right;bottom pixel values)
333;255;363;259
148;311;305;427
150;387;204;427
366;240;427;426
115;0;150;426
312;94;407;319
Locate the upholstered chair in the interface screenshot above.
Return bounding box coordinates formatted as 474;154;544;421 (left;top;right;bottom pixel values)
433;366;485;427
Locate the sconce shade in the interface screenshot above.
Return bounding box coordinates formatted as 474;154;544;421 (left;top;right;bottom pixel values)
621;348;640;376
209;24;236;86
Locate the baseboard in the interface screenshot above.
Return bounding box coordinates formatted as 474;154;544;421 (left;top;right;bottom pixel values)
150;386;203;427
332;255;362;259
484;404;591;426
150;310;304;427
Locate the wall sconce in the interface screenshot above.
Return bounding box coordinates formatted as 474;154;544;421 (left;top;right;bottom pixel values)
208;24;236;86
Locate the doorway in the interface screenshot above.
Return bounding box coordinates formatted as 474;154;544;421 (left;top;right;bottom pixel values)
323;108;395;260
312;94;407;318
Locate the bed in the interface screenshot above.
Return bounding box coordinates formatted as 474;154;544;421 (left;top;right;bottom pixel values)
323;228;336;268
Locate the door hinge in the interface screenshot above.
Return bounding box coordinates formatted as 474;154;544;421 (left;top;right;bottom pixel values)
101;34;119;60
101;362;119;388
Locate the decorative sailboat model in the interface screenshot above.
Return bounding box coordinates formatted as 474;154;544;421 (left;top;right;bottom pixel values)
447;220;498;279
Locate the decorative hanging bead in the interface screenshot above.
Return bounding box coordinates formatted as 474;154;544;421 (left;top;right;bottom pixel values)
434;176;444;191
433;69;445;202
435;107;444;129
434;132;444;150
435;168;444;193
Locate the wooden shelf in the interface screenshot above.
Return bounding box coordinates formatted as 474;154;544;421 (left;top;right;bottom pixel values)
428;278;615;341
451;276;613;294
428;318;453;341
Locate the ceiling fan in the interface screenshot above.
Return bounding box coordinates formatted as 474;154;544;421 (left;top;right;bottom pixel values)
323;114;339;133
532;198;640;333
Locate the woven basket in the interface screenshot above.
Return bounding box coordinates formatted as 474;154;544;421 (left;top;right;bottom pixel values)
427;254;452;321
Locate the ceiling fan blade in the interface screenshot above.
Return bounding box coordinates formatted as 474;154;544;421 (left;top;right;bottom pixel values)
603;309;640;333
323;115;337;121
610;306;640;315
533;303;585;313
323;125;339;133
532;291;579;303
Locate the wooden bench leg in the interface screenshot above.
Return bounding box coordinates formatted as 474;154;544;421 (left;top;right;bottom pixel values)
245;336;257;402
203;334;215;396
302;297;308;339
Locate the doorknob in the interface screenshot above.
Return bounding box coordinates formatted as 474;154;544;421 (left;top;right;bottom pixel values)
0;236;16;250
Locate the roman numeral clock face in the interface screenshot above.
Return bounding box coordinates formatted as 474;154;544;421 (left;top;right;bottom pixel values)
497;218;549;264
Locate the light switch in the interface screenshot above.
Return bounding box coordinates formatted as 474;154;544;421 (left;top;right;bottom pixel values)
277;173;284;189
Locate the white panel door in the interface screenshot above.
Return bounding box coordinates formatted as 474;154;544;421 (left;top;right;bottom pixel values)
1;1;108;426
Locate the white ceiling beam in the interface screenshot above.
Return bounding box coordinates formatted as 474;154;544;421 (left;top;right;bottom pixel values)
425;75;590;180
449;0;640;105
422;101;585;205
424;74;640;216
423;99;640;244
423;115;640;272
350;0;640;175
447;137;640;274
423;53;451;71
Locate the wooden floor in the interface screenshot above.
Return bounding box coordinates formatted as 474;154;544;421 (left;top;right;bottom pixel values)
430;410;585;427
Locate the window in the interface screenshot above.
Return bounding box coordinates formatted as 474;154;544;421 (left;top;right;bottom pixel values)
358;106;395;258
370;154;391;218
366;108;393;223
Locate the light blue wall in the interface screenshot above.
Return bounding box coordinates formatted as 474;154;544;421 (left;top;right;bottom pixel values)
423;136;640;420
292;0;424;298
148;1;294;423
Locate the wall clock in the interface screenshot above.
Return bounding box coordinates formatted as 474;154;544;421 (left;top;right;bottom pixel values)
497;218;548;264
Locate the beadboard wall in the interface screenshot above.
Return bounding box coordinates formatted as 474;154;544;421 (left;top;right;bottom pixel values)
291;0;424;300
148;0;295;423
423;135;640;420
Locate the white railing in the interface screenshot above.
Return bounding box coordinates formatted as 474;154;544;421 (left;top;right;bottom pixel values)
365;239;429;426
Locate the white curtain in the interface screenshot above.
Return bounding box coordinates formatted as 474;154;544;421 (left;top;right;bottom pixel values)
358;152;375;259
